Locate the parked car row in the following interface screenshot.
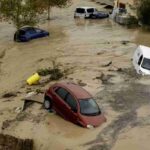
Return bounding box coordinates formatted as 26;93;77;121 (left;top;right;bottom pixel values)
74;7;109;19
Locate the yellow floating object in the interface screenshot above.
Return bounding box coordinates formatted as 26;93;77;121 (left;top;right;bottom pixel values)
27;73;41;85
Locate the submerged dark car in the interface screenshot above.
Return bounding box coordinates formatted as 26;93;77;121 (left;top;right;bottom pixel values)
44;82;106;128
14;27;49;42
89;11;109;19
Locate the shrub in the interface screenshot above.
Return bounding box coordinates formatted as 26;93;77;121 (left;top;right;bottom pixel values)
37;60;64;80
137;0;150;25
50;68;64;80
37;68;51;76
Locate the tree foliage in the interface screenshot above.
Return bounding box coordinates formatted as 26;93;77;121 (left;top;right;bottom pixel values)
137;0;150;25
36;0;71;20
0;0;39;29
0;0;71;29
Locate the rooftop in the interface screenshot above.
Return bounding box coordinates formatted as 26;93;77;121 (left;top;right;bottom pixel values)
138;45;150;58
56;82;92;100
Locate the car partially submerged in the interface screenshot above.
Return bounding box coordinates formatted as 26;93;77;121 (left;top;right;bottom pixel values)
14;26;49;42
133;45;150;75
44;82;106;128
74;7;109;19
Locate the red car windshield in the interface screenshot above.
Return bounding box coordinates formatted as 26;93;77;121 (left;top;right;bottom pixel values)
79;99;101;116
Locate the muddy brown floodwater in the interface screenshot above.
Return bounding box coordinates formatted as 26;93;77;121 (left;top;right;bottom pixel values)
0;0;150;150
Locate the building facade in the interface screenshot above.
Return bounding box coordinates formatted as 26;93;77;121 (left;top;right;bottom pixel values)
114;0;137;16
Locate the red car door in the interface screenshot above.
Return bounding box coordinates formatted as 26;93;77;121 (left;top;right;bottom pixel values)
53;87;70;119
65;93;78;124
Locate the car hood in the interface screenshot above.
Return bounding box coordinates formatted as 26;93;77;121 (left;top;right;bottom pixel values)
140;67;150;75
80;114;106;127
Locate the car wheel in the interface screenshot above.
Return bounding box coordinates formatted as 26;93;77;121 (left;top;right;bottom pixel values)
14;33;20;42
44;97;52;110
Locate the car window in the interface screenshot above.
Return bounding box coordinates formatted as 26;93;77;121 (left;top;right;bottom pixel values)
28;28;36;34
35;28;42;33
76;8;85;14
87;8;94;13
79;99;101;116
138;55;143;65
141;58;150;70
55;88;68;100
66;94;77;112
19;30;25;35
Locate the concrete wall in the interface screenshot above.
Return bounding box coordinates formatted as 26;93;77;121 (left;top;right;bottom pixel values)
114;0;136;16
114;0;135;8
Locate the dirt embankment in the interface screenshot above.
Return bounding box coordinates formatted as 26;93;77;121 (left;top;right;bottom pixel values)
0;134;33;150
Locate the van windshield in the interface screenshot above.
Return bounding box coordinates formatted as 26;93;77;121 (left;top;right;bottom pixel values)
141;58;150;70
79;99;101;116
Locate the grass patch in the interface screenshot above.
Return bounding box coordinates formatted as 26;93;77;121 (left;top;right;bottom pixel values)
37;68;51;76
37;67;64;80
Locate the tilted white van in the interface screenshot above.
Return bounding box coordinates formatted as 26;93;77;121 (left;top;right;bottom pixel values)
133;45;150;75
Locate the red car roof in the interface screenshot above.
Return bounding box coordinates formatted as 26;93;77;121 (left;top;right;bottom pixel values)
54;82;92;100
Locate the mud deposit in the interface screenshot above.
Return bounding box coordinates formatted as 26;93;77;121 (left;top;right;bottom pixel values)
0;134;33;150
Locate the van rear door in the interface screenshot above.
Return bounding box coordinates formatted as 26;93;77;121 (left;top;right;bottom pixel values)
75;8;86;18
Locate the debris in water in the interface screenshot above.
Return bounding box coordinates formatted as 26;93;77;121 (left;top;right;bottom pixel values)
26;73;41;85
2;92;17;98
96;73;114;84
121;40;130;45
1;120;12;130
101;61;112;67
15;107;23;114
77;80;87;86
22;92;43;111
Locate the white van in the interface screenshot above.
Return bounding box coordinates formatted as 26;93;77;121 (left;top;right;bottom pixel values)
133;45;150;75
74;7;96;18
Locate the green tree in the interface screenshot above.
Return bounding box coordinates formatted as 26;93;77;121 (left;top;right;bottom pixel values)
137;0;150;25
0;0;39;29
37;0;71;20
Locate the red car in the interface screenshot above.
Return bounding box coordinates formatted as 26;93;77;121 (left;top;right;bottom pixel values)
44;82;106;128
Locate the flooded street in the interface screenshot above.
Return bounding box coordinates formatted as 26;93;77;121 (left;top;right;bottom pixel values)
0;0;150;150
